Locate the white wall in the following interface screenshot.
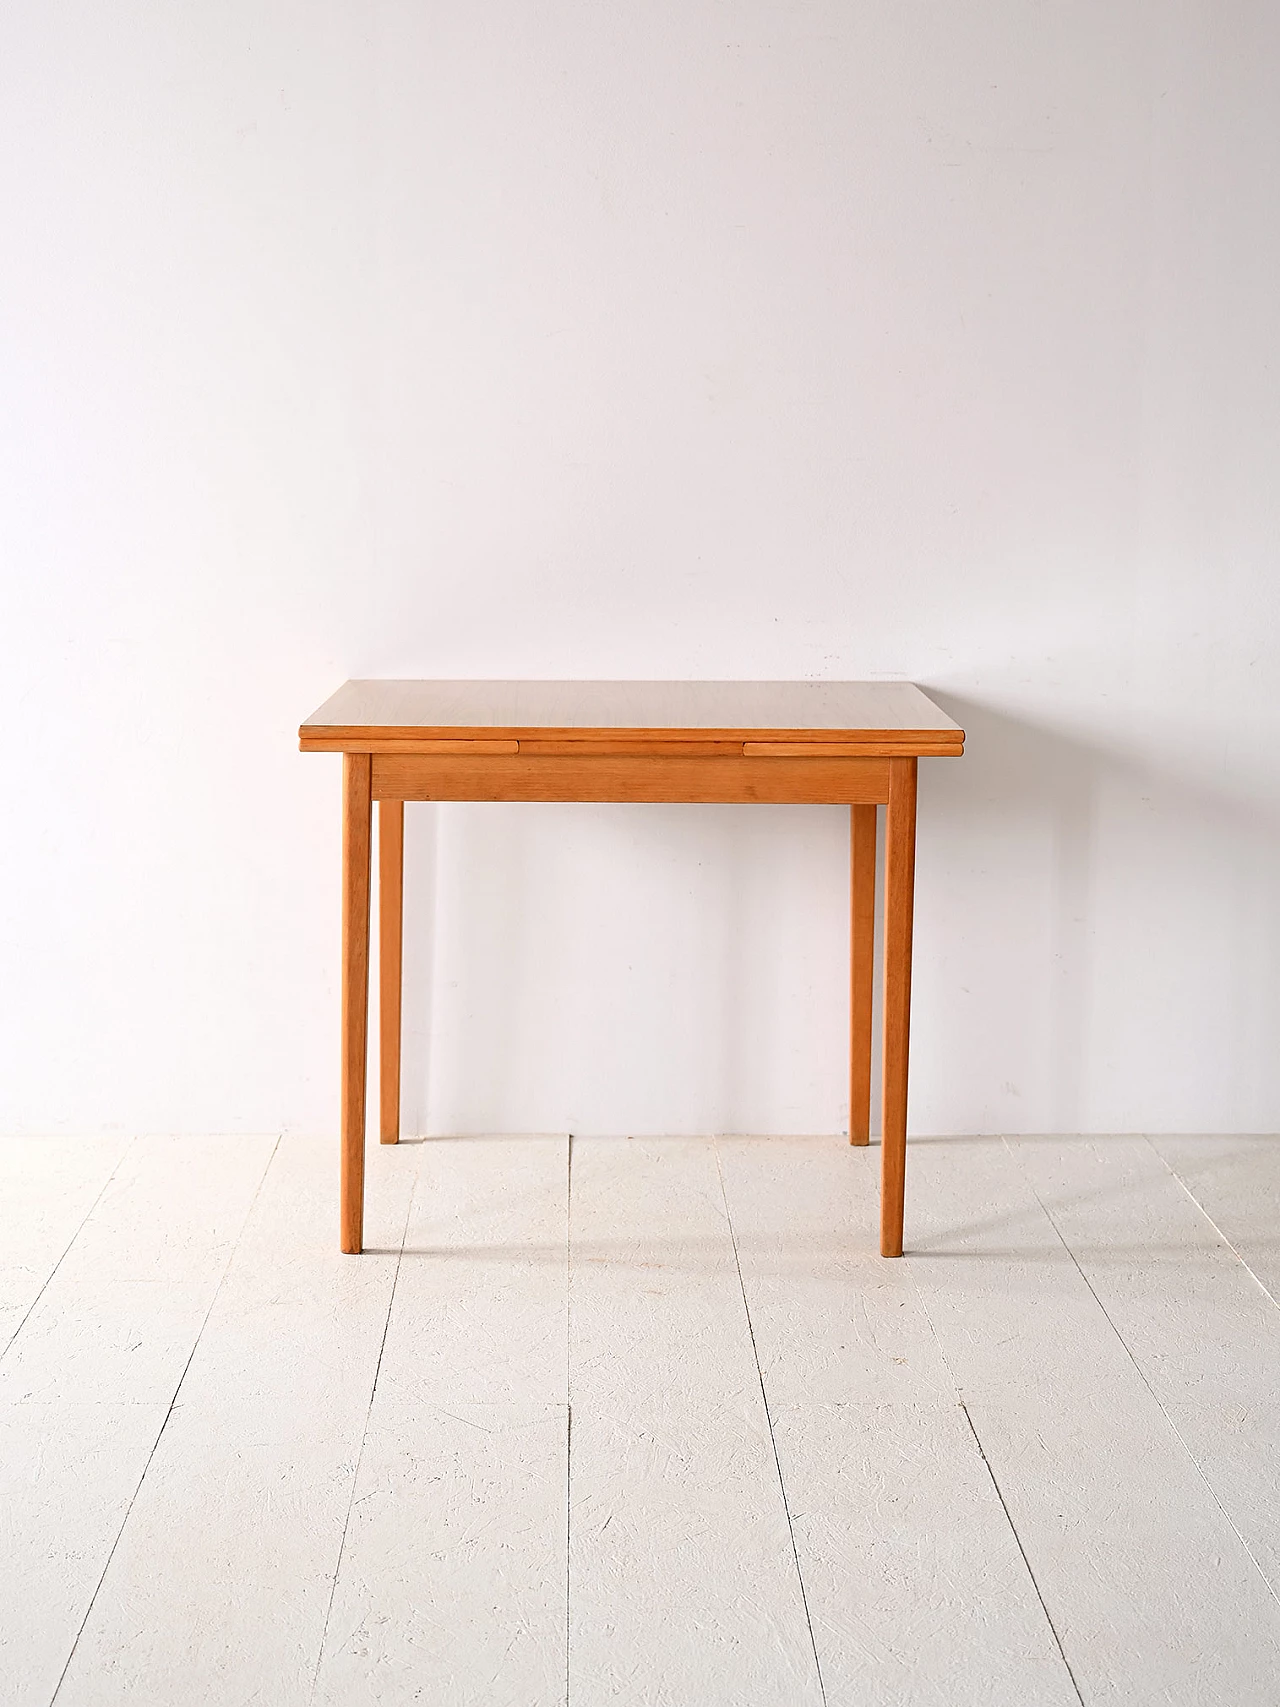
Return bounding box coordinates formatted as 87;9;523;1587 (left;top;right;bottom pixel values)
3;3;1278;1139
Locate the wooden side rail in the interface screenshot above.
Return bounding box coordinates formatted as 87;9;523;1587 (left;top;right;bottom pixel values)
371;752;891;805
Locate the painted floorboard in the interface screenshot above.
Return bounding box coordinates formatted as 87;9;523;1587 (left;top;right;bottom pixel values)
53;1134;417;1707
0;1136;133;1357
1007;1135;1280;1600
312;1136;570;1707
906;1136;1280;1706
9;1133;1280;1706
1151;1135;1280;1306
0;1135;274;1707
568;1137;823;1707
718;1135;1080;1707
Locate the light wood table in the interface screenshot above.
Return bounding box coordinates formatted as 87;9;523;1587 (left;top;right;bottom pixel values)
300;681;964;1257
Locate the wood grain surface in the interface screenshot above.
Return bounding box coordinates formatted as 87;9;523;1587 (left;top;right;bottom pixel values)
849;804;877;1145
300;678;963;755
377;800;404;1146
340;754;372;1253
371;751;892;804
880;756;917;1256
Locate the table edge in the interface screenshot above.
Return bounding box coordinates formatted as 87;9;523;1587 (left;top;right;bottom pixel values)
298;724;965;755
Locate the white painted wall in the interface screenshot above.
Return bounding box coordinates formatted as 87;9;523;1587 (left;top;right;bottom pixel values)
3;3;1278;1139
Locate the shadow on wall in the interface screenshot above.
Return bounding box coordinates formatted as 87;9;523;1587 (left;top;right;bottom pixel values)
396;798;852;1137
923;690;1280;1135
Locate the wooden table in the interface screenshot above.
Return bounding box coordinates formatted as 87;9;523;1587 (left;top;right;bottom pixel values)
300;681;964;1257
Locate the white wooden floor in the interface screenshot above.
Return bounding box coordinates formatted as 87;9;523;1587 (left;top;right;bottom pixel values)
4;1133;1280;1706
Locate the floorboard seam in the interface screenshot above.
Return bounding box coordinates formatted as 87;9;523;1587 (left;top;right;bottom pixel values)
1009;1138;1280;1616
308;1166;418;1705
904;1230;1085;1706
713;1139;828;1707
47;1132;281;1707
956;1400;1086;1706
0;1137;137;1367
1145;1136;1280;1314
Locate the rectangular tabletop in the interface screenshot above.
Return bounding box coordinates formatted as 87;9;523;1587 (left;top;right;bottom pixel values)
299;680;963;756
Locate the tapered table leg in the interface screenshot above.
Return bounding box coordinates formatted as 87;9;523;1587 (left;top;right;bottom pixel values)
379;799;404;1145
341;753;373;1253
881;758;917;1257
849;804;877;1145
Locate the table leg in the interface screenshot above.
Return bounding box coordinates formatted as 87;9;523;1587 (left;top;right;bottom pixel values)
341;753;372;1253
881;757;917;1258
849;804;877;1145
379;799;404;1145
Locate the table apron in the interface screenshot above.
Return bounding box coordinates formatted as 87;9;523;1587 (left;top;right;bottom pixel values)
371;752;891;805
